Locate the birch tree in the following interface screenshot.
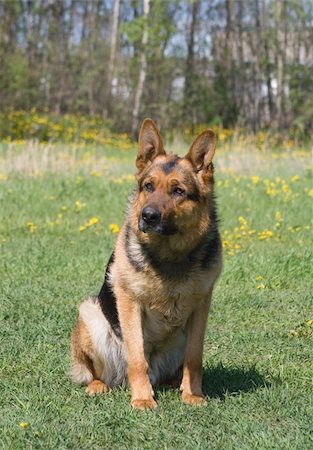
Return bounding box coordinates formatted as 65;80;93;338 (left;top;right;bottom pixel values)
105;0;120;118
132;0;150;138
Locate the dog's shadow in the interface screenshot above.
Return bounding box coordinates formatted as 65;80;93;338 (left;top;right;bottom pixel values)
158;363;270;399
202;363;270;399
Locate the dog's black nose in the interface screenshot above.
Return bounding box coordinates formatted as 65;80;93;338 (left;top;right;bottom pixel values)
141;206;161;226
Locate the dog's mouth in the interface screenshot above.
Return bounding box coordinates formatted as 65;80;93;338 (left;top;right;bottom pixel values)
138;217;178;235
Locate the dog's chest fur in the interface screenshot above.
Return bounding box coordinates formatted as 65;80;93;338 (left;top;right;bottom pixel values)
115;260;216;343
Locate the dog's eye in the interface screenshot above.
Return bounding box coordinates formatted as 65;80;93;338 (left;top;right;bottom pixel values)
144;182;153;192
172;187;185;196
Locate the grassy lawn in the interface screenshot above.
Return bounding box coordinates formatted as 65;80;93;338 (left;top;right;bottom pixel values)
0;141;312;449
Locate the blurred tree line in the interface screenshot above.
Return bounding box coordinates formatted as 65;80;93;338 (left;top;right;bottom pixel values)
0;0;312;135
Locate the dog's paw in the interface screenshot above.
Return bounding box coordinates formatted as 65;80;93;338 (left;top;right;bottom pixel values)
131;398;158;410
181;392;207;406
85;380;109;396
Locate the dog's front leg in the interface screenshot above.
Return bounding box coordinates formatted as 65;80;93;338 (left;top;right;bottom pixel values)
180;289;212;406
117;287;157;410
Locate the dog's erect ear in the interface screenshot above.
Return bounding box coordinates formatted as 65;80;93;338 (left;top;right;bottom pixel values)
185;129;216;173
136;119;166;172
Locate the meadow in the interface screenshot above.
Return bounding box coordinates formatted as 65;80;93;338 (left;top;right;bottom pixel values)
0;133;312;449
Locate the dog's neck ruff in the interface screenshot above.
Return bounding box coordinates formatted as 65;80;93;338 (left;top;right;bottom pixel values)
125;221;220;279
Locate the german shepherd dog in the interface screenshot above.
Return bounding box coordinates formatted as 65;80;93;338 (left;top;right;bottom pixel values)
71;119;222;410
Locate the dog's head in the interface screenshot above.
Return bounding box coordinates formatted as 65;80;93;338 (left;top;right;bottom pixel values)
133;119;217;237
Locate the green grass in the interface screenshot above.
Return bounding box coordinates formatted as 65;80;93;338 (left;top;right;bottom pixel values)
0;143;312;449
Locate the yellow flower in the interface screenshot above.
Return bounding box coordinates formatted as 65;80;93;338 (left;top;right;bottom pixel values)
275;211;282;222
306;320;313;326
291;175;299;182
251;175;259;185
281;183;289;193
307;188;313;198
79;217;99;231
20;422;29;429
87;217;98;226
109;223;120;234
75;200;86;212
256;275;264;281
90;170;101;177
238;216;247;226
60;205;68;212
258;229;273;240
256;283;265;289
27;222;37;233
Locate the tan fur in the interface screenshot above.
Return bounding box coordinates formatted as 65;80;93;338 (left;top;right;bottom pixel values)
70;119;222;409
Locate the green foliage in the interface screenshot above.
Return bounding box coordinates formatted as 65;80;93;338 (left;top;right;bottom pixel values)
0;0;312;132
0;50;33;110
289;64;313;134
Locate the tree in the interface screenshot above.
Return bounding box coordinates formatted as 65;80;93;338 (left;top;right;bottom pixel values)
131;0;150;138
105;0;121;118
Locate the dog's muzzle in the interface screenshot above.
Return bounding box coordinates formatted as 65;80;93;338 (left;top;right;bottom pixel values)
139;206;178;235
139;206;161;231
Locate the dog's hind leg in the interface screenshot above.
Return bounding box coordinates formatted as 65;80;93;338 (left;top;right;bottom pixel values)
70;315;109;396
71;297;127;395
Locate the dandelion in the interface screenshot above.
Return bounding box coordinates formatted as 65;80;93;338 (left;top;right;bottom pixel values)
75;200;86;212
291;175;300;182
258;229;273;240
288;226;301;233
60;205;68;212
275;211;282;222
238;216;247;226
27;222;37;233
20;422;29;429
281;183;289;193
307;188;313;198
109;223;120;234
79;217;99;231
256;283;265;289
90;170;101;177
256;275;264;281
87;217;98;226
251;175;259;186
275;211;283;229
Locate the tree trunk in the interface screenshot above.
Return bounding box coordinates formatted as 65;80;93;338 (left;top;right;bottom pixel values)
260;0;273;126
183;0;200;129
26;0;35;65
131;0;150;138
253;0;262;131
236;0;248;125
105;0;121;118
67;0;75;50
275;0;285;128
